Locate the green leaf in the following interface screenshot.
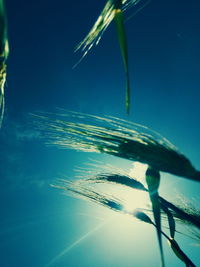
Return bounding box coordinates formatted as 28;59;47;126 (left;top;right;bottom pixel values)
146;167;165;267
169;239;196;267
114;8;130;114
161;204;176;239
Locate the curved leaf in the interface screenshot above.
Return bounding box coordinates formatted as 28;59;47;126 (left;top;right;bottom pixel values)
114;8;130;113
161;204;176;239
169;239;196;267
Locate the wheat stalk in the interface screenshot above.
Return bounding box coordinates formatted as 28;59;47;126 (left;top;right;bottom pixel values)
74;0;144;113
32;110;200;182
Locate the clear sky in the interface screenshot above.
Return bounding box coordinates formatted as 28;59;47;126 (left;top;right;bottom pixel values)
0;0;200;266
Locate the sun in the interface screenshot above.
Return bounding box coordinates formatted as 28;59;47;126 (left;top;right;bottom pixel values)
121;188;148;213
97;161;149;213
121;162;149;213
128;162;148;182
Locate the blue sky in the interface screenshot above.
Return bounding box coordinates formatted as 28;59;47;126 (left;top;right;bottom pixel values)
1;0;200;266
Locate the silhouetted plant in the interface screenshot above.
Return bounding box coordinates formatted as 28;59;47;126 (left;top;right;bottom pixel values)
0;0;9;128
29;0;200;265
33;111;200;266
33;111;200;182
51;166;198;267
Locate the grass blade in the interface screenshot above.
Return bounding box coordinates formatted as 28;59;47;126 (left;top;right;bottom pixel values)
161;204;176;239
169;239;196;267
114;7;130;113
145;167;165;267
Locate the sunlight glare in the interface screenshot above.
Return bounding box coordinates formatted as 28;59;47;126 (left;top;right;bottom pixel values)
128;162;148;182
122;162;149;212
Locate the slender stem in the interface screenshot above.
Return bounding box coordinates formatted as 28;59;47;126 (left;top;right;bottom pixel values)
151;221;196;267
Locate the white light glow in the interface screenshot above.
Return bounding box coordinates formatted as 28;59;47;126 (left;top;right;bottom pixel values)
123;162;149;212
128;162;148;182
122;188;148;213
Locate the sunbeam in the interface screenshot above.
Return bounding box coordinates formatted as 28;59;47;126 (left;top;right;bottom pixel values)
44;220;109;267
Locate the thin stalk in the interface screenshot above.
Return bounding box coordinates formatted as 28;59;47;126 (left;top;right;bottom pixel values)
134;211;196;267
153;223;196;267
